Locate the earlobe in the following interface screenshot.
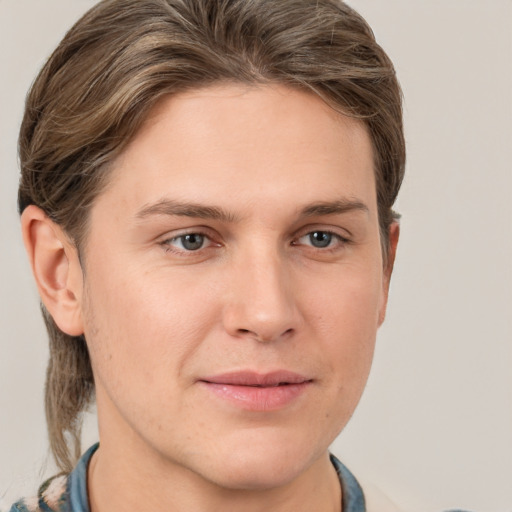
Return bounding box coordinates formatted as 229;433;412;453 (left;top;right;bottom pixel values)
21;205;84;336
378;221;400;326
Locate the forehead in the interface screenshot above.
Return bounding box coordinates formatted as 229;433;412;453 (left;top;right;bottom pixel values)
97;84;376;221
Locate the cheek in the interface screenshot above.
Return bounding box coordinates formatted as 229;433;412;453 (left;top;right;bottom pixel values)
311;260;382;328
80;259;221;392
292;267;382;444
308;263;383;381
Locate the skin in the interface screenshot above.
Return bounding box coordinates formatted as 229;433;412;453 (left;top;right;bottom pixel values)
22;84;398;512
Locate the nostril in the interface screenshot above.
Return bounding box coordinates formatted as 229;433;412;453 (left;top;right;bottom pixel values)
235;327;295;342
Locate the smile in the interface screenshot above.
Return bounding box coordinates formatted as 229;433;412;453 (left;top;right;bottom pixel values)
199;371;313;411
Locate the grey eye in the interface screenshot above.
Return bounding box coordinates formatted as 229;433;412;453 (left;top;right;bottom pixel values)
178;234;205;251
308;231;332;248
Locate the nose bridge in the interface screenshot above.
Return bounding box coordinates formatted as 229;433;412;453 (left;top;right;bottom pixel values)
223;238;298;342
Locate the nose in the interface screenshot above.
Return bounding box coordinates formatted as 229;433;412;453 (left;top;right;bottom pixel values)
222;246;300;343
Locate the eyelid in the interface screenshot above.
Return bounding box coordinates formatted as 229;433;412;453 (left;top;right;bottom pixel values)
158;225;217;241
292;224;352;242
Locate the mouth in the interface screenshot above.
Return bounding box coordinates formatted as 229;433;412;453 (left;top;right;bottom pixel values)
198;371;313;411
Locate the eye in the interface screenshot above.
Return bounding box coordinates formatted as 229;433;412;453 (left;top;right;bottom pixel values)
295;230;348;249
164;233;209;252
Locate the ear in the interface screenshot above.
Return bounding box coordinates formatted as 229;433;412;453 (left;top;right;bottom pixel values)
21;205;84;336
378;221;400;326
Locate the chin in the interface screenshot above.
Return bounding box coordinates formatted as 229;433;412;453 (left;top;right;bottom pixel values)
206;457;308;491
190;431;326;491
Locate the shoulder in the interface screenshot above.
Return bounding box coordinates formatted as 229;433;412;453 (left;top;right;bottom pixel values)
8;443;98;512
359;480;403;512
8;474;68;512
331;453;402;512
360;480;474;512
331;454;473;512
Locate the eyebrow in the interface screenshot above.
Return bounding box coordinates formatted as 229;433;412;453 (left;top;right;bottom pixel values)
135;197;369;223
136;199;239;223
299;199;369;217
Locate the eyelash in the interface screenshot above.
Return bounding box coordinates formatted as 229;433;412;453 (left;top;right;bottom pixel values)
159;228;351;256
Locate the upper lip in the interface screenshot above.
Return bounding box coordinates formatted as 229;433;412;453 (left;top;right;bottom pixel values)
200;370;312;387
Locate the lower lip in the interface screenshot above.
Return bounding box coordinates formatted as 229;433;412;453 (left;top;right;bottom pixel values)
200;382;311;411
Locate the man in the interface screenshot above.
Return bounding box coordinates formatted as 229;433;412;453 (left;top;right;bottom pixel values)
10;0;455;511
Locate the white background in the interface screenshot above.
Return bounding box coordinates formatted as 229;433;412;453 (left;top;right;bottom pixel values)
1;1;511;511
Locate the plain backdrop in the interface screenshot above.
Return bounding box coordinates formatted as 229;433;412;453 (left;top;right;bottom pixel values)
1;1;511;511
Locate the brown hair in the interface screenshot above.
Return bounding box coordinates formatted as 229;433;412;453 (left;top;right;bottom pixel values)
18;0;405;472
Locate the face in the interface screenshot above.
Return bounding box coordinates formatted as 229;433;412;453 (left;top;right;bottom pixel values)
77;84;394;490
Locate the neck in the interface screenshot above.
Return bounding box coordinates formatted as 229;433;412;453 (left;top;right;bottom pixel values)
87;441;342;512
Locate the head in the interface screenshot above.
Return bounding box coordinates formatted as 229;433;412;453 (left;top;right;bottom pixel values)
19;0;404;476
